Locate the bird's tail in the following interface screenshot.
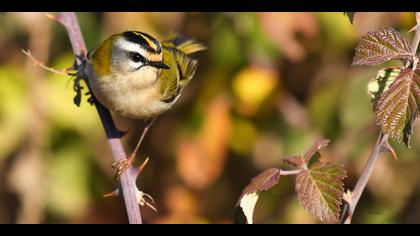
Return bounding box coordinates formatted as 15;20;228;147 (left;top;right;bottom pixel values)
164;32;206;55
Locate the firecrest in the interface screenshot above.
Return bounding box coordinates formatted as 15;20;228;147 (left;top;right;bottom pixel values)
85;31;205;180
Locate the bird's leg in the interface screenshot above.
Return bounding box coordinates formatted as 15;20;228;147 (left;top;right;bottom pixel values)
112;117;157;181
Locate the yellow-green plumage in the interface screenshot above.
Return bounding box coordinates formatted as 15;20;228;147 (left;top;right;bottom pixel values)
159;34;206;103
86;31;205;120
90;35;114;78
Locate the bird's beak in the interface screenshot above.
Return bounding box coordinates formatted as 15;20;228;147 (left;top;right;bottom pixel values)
149;61;170;69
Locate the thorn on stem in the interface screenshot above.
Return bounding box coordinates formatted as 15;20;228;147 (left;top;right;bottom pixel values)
136;157;150;178
381;139;398;161
103;189;120;198
45;13;62;23
342;189;353;205
340;190;354;224
106;157;157;211
117;128;130;138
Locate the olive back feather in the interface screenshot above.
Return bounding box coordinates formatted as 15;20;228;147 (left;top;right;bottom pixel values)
159;34;205;103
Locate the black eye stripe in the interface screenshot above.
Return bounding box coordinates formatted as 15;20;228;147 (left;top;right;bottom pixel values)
128;51;146;63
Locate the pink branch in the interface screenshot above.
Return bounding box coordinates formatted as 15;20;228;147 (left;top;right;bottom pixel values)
54;12;142;224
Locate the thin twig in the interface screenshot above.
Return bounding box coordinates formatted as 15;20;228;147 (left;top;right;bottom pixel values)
340;132;388;224
54;12;142;224
340;12;420;224
21;49;69;76
410;13;420;57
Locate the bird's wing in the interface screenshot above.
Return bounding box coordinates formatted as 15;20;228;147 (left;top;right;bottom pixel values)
159;34;205;103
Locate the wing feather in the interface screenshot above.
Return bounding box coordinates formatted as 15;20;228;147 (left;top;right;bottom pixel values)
159;33;205;103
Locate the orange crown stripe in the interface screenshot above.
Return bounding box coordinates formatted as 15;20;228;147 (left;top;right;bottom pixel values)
133;31;158;51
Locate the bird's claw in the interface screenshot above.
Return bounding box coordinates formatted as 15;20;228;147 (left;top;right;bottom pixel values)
85;91;96;105
111;158;133;182
137;191;157;212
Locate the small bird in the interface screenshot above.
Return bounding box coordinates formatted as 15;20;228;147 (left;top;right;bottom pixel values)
85;31;205;179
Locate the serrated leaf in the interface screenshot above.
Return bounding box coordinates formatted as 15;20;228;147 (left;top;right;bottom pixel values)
376;69;420;147
295;162;346;223
352;27;412;66
246;168;281;192
368;67;401;108
236;168;281;224
344;12;355;24
302;139;330;163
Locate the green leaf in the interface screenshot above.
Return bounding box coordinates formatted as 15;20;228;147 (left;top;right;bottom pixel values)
368;67;401;108
352;27;412;66
344;12;355;24
235;168;281;224
375;69;420;147
295;163;346;223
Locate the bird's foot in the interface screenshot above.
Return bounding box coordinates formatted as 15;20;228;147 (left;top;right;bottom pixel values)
111;154;135;182
136;190;157;212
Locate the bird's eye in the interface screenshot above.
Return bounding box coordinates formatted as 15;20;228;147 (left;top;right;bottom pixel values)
128;52;146;63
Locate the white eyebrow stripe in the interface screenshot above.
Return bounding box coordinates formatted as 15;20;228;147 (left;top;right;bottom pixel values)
115;38;147;56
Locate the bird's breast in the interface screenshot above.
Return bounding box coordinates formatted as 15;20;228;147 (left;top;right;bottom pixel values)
89;66;171;119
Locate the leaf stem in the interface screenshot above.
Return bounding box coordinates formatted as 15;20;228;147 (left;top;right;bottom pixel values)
55;12;142;224
280;169;302;175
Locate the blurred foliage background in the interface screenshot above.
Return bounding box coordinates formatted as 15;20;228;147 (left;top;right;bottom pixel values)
0;12;419;224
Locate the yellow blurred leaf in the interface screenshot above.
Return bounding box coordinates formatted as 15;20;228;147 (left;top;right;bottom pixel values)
46;144;91;219
232;65;278;116
230;118;258;155
0;67;29;160
317;12;357;48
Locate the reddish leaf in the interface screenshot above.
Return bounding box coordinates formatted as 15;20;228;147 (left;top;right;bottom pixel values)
352;27;412;66
295;162;346;223
375;69;420;147
283;156;304;168
247;168;281;192
240;168;281;196
284;139;329;168
302;139;330;163
236;168;281;224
